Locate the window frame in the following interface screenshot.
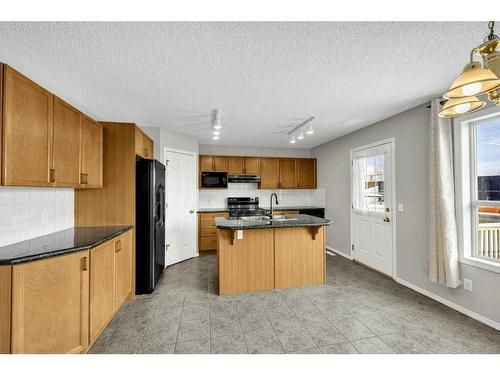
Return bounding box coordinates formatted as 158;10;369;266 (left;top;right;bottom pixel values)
454;106;500;274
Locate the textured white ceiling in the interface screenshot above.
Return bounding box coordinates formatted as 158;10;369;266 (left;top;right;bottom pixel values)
0;22;487;148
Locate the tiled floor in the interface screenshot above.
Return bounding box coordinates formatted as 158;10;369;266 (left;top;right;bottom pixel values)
90;253;500;354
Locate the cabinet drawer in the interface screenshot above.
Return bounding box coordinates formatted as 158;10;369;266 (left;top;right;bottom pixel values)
199;212;227;221
200;236;217;251
284;210;300;216
200;228;217;237
200;220;216;229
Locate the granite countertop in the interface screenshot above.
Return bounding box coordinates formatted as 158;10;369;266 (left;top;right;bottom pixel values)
197;206;324;213
215;214;331;230
0;225;133;265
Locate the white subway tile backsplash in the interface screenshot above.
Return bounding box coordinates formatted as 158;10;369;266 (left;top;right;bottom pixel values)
0;187;74;247
198;183;325;209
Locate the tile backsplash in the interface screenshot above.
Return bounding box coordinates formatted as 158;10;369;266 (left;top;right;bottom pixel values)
0;187;74;247
199;183;325;209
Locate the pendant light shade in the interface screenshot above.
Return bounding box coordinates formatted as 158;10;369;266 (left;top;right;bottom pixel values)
438;96;485;118
444;62;500;99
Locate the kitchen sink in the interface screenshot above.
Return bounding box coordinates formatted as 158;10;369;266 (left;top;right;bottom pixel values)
238;215;298;222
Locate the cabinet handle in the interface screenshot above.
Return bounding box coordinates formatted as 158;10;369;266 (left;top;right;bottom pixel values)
115;240;122;252
80;173;88;185
49;169;56;183
82;257;88;271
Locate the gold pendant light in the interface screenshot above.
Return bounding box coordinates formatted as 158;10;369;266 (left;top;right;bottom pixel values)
440;21;500;118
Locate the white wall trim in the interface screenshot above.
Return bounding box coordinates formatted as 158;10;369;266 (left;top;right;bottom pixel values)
395;277;500;331
326;245;353;260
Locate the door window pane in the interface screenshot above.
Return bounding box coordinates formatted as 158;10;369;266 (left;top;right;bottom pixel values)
352;154;385;212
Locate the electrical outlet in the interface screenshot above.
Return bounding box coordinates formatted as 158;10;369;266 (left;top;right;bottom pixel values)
464;278;473;292
236;230;243;240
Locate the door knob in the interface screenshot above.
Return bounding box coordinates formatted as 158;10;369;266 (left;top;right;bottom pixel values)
189;209;195;213
383;217;391;223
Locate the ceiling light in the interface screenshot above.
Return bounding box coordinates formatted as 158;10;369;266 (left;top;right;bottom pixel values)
438;96;485;118
444;62;500;99
213;109;222;129
213;119;222;130
306;123;314;135
297;131;304;140
213;130;220;136
212;135;219;141
289;136;296;144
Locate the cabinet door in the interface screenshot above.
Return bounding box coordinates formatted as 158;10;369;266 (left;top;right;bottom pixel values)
297;158;316;189
2;66;53;187
228;156;244;174
11;250;90;353
259;158;280;189
244;157;260;175
213;156;228;172
52;97;81;187
199;155;214;172
80;116;103;188
115;231;133;310
135;127;144;157
279;158;297;189
89;241;116;344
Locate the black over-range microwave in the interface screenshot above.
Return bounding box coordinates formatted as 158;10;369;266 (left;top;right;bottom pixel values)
201;172;228;188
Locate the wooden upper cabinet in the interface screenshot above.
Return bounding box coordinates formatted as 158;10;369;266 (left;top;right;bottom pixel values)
244;157;260;175
259;157;280;189
297;158;317;189
228;156;244;174
279;158;297;189
80;116;103;188
213;156;228;172
200;155;214;172
11;250;90;354
52;97;81;187
135;127;154;159
2;65;53;187
89;241;115;344
115;231;133;309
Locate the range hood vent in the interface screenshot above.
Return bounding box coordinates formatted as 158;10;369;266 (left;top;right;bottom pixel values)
228;175;261;183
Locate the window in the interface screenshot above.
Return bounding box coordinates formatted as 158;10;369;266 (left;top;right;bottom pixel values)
352;152;385;213
455;108;500;272
472;118;500;262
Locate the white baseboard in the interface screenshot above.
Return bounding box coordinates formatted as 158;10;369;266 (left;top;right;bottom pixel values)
395;277;500;331
326;246;353;260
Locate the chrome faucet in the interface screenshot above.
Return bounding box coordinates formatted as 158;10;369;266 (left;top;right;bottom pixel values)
269;193;279;218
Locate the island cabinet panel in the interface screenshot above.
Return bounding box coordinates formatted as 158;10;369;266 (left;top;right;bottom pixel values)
279;158;297;189
274;227;325;289
80;116;103;188
11;250;90;354
259;157;280;189
228;156;244;174
217;228;275;295
52;97;82;187
89;241;116;344
115;230;133;309
2;65;53;187
297;158;316;189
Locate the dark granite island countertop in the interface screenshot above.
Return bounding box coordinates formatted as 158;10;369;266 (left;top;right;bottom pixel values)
215;214;331;230
0;225;133;265
197;206;325;213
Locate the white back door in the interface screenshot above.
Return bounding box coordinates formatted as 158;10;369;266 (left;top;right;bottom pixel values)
165;149;197;266
351;140;394;276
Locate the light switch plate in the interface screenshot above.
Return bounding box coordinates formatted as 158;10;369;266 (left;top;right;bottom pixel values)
464;278;473;292
398;203;404;212
237;230;243;239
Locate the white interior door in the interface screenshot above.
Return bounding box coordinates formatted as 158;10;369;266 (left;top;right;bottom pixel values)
165;149;197;266
351;141;394;276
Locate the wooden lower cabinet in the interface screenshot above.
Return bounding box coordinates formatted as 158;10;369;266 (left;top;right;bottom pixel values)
11;250;90;354
217;229;275;295
274;226;325;288
115;230;133;309
198;212;227;251
89;241;116;344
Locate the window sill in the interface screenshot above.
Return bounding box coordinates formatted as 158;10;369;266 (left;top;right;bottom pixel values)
459;256;500;274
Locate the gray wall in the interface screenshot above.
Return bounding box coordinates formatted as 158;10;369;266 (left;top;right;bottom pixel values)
199;144;311;158
141;127;199;162
312;104;500;327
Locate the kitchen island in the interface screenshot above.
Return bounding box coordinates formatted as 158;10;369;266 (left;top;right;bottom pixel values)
215;214;332;295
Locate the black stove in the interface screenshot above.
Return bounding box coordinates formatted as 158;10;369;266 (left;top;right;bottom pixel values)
227;197;266;218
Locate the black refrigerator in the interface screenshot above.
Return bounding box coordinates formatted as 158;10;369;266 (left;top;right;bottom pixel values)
136;158;166;294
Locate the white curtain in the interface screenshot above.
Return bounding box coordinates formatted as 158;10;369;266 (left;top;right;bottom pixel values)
352;157;368;211
428;98;461;288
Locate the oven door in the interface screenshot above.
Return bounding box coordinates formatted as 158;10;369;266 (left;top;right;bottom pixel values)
201;172;228;188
